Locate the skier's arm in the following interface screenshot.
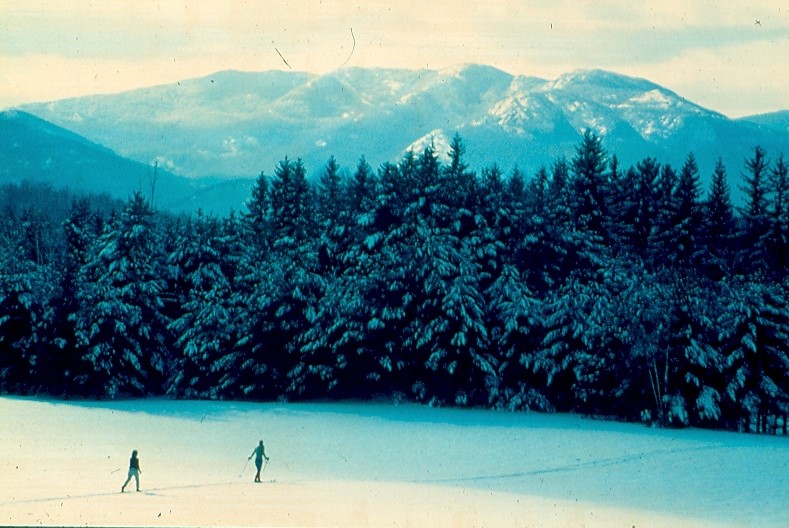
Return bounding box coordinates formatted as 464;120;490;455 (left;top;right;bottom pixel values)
263;445;269;460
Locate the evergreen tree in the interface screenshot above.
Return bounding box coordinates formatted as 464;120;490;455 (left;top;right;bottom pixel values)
317;155;343;226
0;250;58;393
701;158;735;279
534;277;596;412
50;198;102;394
660;273;724;427
269;157;314;244
244;170;272;251
570;129;610;243
167;213;241;398
522;158;576;295
568;130;612;281
649;164;679;269
673;153;703;267
295;157;389;398
235;158;323;399
719;279;789;432
738;146;771;274
614;158;659;260
315;155;350;274
348;156;377;219
486;264;548;410
767;154;789;278
72;192;171;397
443;134;478;237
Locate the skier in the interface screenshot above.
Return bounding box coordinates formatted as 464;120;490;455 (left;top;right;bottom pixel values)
248;440;269;483
121;449;141;492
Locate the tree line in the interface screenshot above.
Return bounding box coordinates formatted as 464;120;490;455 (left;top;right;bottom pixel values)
1;131;788;434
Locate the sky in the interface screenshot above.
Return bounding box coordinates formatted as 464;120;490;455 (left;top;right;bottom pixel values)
1;1;787;117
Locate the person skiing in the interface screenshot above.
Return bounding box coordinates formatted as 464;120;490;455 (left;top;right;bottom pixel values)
121;449;141;492
248;440;269;483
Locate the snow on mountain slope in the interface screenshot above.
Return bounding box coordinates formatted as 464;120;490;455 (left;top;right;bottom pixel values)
487;84;567;136
405;128;453;161
13;65;789;208
2;397;787;527
533;69;718;141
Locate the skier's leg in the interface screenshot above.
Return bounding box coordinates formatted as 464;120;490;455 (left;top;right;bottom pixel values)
122;470;131;492
134;469;140;491
255;460;262;482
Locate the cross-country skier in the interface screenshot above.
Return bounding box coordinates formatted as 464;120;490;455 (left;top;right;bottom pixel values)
121;450;141;492
248;440;269;483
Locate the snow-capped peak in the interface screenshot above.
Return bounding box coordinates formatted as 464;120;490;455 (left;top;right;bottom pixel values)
405;129;453;161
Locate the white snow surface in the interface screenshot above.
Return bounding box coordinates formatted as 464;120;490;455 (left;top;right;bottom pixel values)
2;397;787;527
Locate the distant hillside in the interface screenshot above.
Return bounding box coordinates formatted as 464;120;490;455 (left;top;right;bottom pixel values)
0;110;254;213
738;110;789;135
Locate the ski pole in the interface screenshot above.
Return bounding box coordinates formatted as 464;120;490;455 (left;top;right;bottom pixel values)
239;457;250;478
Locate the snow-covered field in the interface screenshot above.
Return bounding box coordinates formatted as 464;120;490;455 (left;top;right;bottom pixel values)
1;397;787;527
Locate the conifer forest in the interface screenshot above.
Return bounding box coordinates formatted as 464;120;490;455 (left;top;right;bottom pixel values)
2;132;788;434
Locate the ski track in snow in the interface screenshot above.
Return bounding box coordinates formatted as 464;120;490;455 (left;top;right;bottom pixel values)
420;442;725;484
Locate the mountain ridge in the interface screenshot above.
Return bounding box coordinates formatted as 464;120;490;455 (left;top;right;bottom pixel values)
7;64;789;208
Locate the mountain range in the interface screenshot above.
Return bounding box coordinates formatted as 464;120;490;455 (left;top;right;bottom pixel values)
4;64;789;212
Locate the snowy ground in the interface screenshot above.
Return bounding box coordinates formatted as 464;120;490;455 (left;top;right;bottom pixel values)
1;397;787;527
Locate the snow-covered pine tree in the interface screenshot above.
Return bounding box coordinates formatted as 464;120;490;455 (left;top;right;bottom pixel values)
233;158;324;399
767;154;789;278
315;155;352;275
50;198;103;394
244;170;272;252
611;158;659;260
399;147;458;401
615;265;725;427
347;156;377;217
719;278;789;433
673;153;703;268
661;273;724;427
269;157;315;245
0;241;58;393
295;156;383;398
338;158;415;397
409;224;493;406
648;164;679;269
701;158;736;280
535;259;651;417
738;146;771;275
570;129;611;246
167;212;241;398
443;134;479;228
220;255;279;399
298;155;391;398
485;263;548;410
533;277;594;412
520;158;576;296
72;192;171;398
563;131;614;290
501;165;533;279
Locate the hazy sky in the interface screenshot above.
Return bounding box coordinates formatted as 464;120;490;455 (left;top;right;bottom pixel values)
1;0;787;117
